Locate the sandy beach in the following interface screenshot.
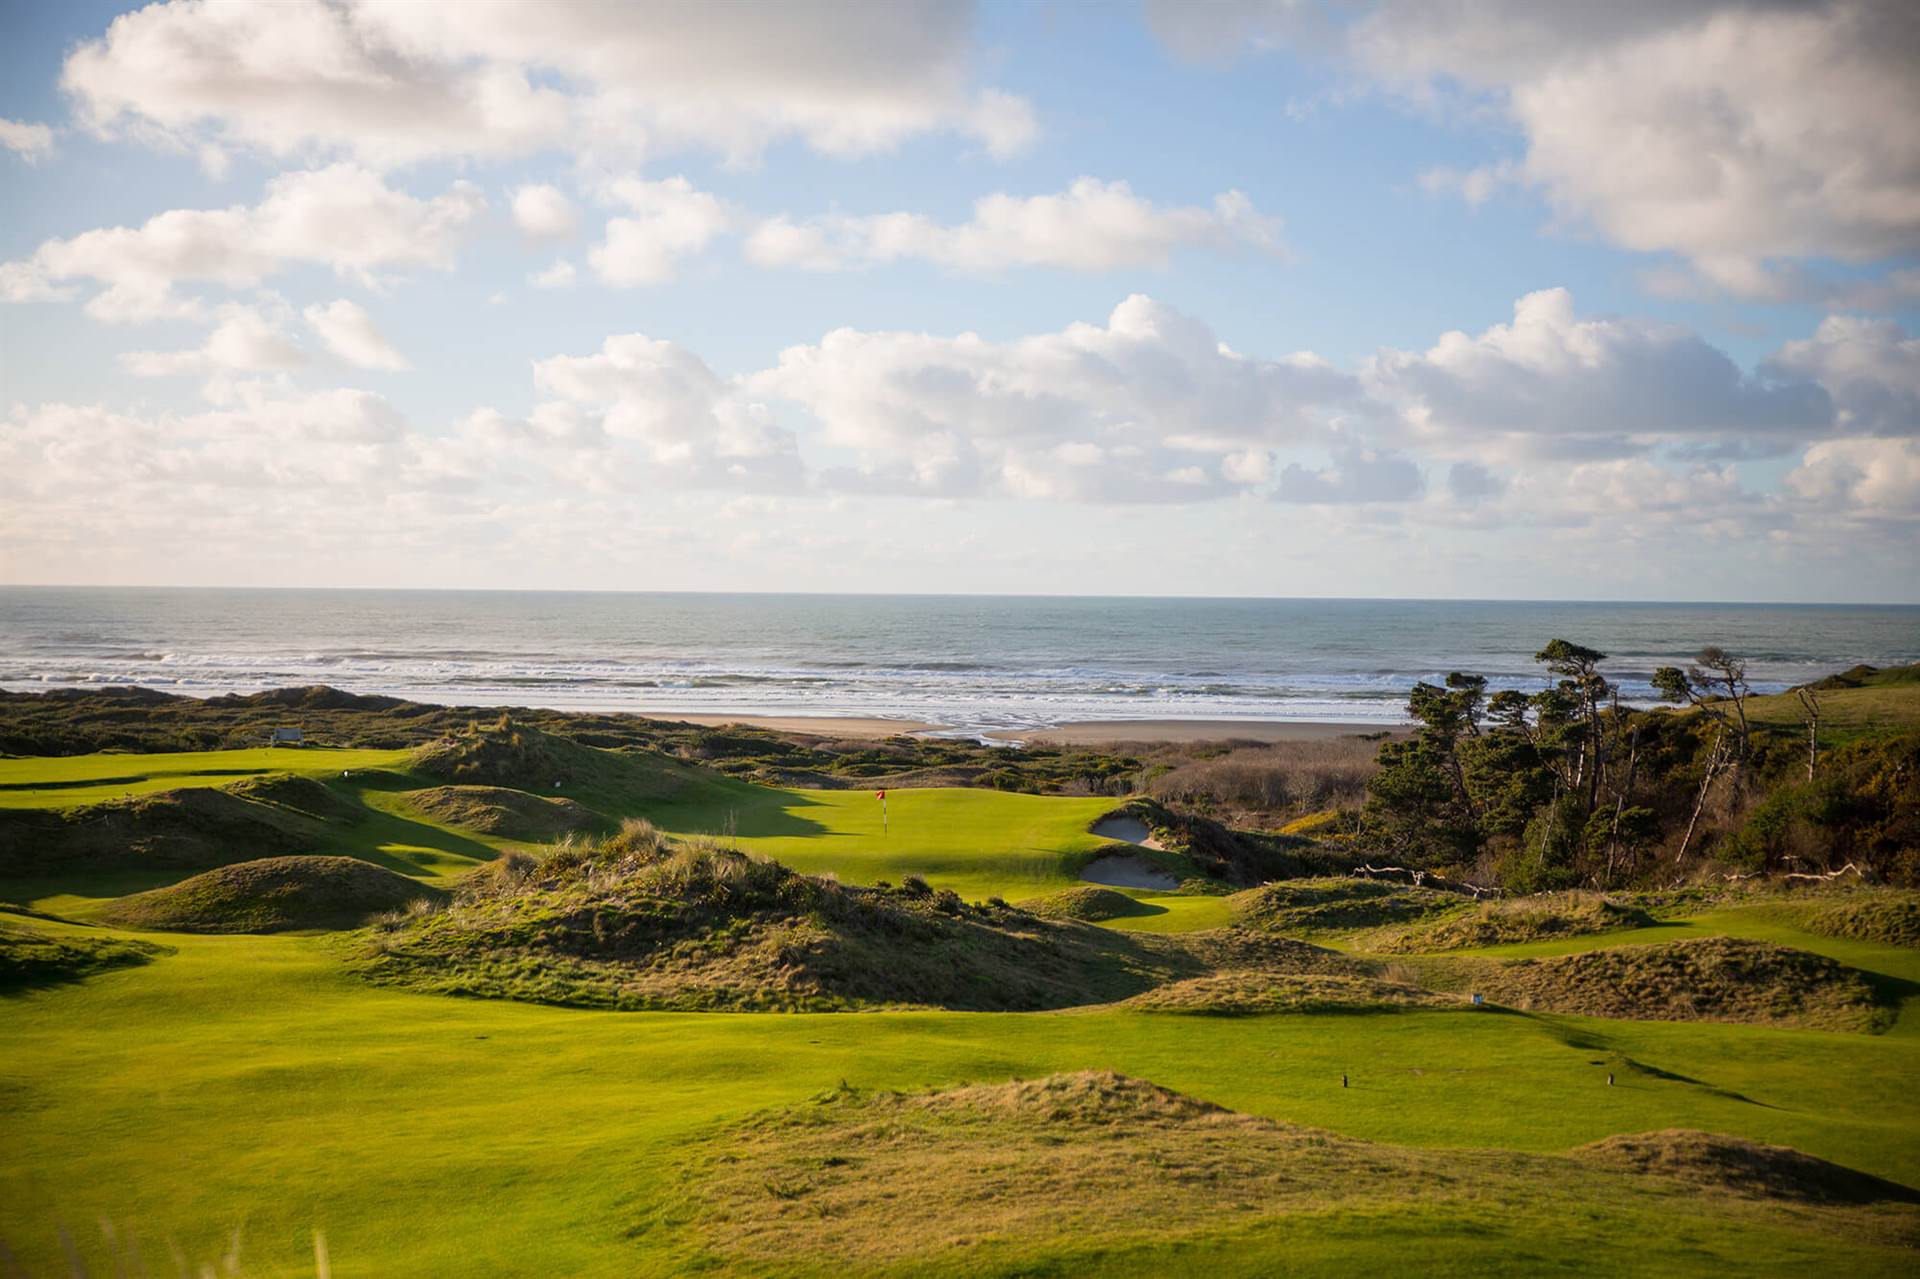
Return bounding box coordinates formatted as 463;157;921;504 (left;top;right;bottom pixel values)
661;713;938;738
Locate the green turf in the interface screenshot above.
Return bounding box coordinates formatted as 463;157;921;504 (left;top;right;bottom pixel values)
0;746;414;808
2;905;1915;1276
4;748;1917;1274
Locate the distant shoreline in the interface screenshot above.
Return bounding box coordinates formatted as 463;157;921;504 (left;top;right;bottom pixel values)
662;712;1401;743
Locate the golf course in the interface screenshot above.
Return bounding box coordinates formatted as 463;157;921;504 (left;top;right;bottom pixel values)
4;713;1919;1276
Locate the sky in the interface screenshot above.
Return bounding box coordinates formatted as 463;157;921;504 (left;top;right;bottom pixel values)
0;0;1916;603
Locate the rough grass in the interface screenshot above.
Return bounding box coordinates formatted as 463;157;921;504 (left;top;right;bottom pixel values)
1123;970;1457;1014
405;784;602;840
1015;885;1157;922
1799;890;1920;949
1367;894;1657;954
98;856;443;934
0;922;167;990
1230;877;1466;935
683;1071;1920;1274
1443;937;1890;1033
355;824;1210;1012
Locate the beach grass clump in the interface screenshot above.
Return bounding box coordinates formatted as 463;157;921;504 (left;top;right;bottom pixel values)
99;855;443;934
1366;893;1656;953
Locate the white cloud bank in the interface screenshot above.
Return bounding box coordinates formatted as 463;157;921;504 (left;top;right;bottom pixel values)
7;292;1916;595
61;0;1033;169
0;117;56;161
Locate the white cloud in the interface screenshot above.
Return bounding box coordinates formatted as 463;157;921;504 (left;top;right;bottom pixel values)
1765;316;1920;437
511;183;579;240
1154;1;1920;300
745;179;1285;273
1;165;483;321
62;0;1032;169
533;333;799;485
0;117;55;162
1364;287;1832;452
588;177;734;286
1276;447;1424;503
304;299;410;370
529;259;577;289
121;304;307;378
1788;437;1920;516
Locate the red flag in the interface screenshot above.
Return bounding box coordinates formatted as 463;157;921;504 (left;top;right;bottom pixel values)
875;790;886;799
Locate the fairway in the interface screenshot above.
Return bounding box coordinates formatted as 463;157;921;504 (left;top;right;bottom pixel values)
651;785;1129;900
0;746;414;808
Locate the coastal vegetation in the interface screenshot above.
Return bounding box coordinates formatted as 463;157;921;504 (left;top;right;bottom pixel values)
2;668;1918;1275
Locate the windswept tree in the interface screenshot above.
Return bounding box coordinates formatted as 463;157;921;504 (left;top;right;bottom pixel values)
1533;639;1612;815
1652;646;1754;763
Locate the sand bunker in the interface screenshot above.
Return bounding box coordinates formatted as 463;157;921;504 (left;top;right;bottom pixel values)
1080;853;1179;890
1090;814;1163;848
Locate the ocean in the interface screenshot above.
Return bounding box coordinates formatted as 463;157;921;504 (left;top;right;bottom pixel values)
0;588;1914;735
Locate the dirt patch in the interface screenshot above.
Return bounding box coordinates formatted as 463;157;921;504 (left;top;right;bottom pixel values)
1368;894;1655;953
99;855;441;934
406;785;601;840
1580;1130;1920;1205
1079;853;1180;890
1456;937;1889;1033
1016;886;1156;922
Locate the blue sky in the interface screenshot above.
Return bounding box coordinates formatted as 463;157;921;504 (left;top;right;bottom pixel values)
1;1;1916;601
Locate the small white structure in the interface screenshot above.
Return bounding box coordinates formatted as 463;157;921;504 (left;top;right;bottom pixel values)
268;727;305;747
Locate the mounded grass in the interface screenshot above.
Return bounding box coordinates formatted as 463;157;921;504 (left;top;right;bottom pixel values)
682;1071;1919;1275
1123;970;1457;1015
0;922;167;991
1015;885;1160;922
403;784;602;840
1368;894;1656;954
1432;937;1890;1033
1798;890;1920;949
1230;877;1465;935
98;856;442;934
